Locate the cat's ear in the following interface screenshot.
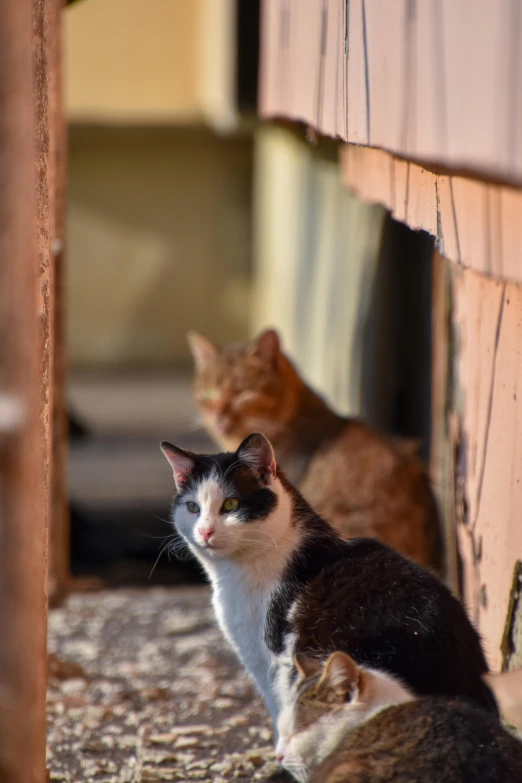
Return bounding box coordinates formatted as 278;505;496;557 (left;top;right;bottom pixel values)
250;328;281;363
294;654;322;681
318;652;360;703
187;331;219;371
160;441;195;491
237;433;276;482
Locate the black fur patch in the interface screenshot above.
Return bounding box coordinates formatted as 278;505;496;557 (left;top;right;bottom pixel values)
267;530;499;716
173;451;278;523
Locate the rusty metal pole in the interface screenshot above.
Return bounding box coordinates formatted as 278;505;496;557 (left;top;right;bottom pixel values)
0;1;48;782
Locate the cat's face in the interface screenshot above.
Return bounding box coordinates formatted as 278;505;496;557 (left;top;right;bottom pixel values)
161;432;289;562
187;329;297;451
276;652;412;783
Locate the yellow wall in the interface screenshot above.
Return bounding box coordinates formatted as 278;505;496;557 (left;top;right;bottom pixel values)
67;127;253;367
65;0;203;123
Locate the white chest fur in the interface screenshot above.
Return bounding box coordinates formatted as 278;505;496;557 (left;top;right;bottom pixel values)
209;561;280;723
172;474;300;730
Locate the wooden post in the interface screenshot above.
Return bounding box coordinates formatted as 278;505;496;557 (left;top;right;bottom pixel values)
0;0;48;781
48;0;71;606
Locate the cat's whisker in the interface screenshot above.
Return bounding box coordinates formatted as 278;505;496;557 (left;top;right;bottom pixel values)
238;538;275;550
151;515;173;526
141;531;176;540
167;540;192;563
223;459;243;478
148;535;178;579
214;533;273;551
167;538;189;553
246;529;279;550
206;454;224;478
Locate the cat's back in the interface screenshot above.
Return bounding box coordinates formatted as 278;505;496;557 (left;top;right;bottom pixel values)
313;699;522;783
300;419;441;569
285;538;496;713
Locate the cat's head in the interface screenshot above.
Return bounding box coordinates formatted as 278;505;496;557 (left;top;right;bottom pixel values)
161;432;294;563
276;652;412;782
187;329;299;451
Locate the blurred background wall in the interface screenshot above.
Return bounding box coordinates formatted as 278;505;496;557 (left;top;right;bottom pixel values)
64;0;259;583
65;0;253;368
63;0;436;591
68;126;252;366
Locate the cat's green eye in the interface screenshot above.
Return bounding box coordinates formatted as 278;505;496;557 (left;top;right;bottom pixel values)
186;501;200;514
202;389;215;400
222;497;239;513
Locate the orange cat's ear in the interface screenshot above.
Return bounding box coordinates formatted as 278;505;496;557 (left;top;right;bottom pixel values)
251;328;281;363
187;331;219;370
294;654;322;680
160;441;195;491
237;433;276;480
318;652;360;703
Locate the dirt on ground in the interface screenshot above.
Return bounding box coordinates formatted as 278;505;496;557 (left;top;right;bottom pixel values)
47;587;285;783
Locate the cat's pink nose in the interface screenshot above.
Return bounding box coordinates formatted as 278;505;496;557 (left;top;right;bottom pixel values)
201;527;215;544
275;752;284;764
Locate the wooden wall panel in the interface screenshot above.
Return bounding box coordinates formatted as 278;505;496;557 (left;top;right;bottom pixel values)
48;0;70;605
363;0;408;152
260;0;522;187
452;269;522;671
345;0;368;145
0;0;48;780
341;143;522;287
321;0;343;138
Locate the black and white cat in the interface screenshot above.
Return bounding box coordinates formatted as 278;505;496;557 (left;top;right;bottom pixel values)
160;432;497;738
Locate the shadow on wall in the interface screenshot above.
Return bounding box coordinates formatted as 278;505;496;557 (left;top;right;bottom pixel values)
67;125;254;368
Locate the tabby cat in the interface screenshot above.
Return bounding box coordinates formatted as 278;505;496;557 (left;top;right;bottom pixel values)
160;432;496;743
187;329;441;570
277;652;522;783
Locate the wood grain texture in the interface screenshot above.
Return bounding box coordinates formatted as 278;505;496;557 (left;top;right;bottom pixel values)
48;0;70;606
453;268;522;671
340;143;522;287
0;0;48;779
260;0;522;185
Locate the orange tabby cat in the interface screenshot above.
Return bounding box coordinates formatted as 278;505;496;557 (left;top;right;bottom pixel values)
187;328;442;570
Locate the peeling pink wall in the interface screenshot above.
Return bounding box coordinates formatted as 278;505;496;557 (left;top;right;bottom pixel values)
260;0;522;185
453;270;522;671
259;0;522;672
340;145;522;287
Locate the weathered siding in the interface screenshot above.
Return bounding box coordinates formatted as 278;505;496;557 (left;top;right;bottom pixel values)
258;0;522;673
452;268;522;669
260;0;522;186
340;145;522;287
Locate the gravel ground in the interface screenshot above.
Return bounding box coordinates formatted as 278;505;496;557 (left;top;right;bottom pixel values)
47;587;285;783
